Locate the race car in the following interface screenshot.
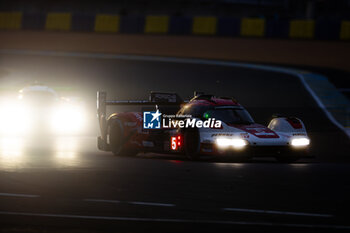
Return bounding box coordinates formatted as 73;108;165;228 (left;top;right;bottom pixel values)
0;84;85;135
97;91;310;162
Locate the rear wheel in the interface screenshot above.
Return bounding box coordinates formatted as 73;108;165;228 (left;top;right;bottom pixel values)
109;119;138;156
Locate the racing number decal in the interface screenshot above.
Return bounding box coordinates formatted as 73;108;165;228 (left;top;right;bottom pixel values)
171;135;182;150
171;137;177;150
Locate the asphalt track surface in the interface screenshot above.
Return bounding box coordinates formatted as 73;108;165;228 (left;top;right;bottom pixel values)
0;53;350;232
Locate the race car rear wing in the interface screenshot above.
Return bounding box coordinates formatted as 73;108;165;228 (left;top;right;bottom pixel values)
97;91;184;144
97;91;183;116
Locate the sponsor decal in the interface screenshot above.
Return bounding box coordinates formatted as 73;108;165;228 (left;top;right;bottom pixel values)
240;133;249;139
212;133;233;137
292;133;307;136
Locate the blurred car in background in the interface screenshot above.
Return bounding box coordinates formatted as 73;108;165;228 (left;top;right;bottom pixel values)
0;84;86;135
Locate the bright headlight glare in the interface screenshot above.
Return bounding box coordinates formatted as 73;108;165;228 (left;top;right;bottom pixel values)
216;138;232;147
0;101;31;135
51;105;85;134
216;137;247;149
291;137;310;147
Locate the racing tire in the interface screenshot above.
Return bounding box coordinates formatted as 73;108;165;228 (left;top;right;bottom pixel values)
183;128;201;160
109;119;138;157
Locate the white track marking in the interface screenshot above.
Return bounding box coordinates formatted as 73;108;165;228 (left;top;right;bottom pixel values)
129;201;175;207
84;198;174;207
0;211;349;230
223;207;333;218
296;74;349;138
84;198;121;204
0;49;348;138
0;192;39;198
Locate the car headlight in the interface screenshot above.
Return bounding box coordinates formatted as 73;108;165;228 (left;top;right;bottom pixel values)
50;105;85;134
216;137;247;149
0;101;31;135
291;137;310;147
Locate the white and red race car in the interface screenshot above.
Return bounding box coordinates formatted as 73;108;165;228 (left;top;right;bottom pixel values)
97;91;310;162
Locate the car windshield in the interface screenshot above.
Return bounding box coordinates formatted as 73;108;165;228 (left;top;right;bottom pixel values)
204;107;254;124
21;91;57;104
